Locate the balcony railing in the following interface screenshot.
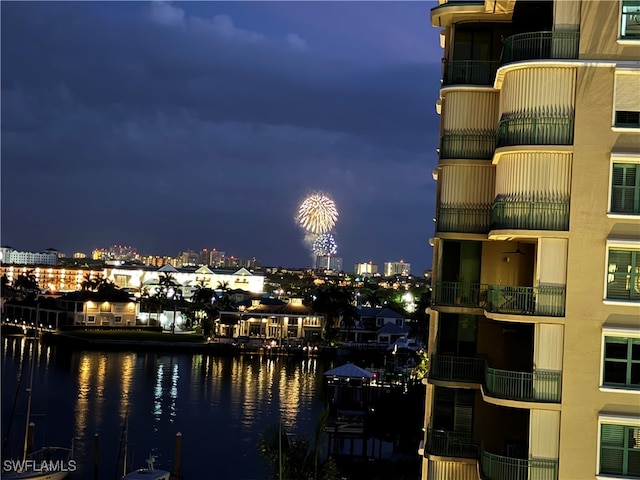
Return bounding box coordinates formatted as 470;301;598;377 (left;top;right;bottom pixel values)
486;285;566;317
430;354;485;383
426;428;479;459
496;116;574;147
481;449;559;480
443;60;500;86
501;31;580;65
433;281;488;309
491;202;570;231
440;132;496;160
430;355;562;403
484;366;562;403
437;206;492;234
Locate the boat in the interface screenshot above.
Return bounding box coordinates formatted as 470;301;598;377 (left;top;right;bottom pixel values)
122;456;171;480
2;330;75;479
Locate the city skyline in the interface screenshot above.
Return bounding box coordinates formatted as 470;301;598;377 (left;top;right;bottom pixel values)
0;1;442;271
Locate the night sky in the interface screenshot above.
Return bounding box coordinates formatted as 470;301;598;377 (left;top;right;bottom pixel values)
1;1;442;271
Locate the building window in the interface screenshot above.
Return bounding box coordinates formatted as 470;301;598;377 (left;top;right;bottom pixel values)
607;249;640;300
599;423;640;476
612;163;640;214
603;337;640;388
88;316;95;323
616;111;640;128
621;0;640;39
114;316;122;323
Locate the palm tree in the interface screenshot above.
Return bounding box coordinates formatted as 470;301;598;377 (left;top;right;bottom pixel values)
312;285;354;341
13;271;39;300
80;273;96;291
258;409;337;480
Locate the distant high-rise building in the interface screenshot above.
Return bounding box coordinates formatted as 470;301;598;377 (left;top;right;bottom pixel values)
384;261;410;277
93;245;137;262
208;249;225;268
177;249;199;267
354;262;378;276
73;252;87;259
316;255;342;272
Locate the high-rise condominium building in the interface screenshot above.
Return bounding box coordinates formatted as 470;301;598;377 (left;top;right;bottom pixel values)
421;1;639;480
354;262;379;276
384;261;410;277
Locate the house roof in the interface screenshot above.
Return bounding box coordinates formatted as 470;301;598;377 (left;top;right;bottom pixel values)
324;363;373;379
377;322;409;335
355;306;404;318
58;290;134;303
157;264;179;273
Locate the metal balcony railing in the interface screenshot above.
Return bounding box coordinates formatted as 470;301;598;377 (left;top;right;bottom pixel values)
481;449;559;480
491;202;570;231
484;366;562;403
496;116;574;147
486;285;566;317
433;281;488;308
443;60;500;86
430;355;562;403
501;31;580;65
430;354;485;383
440;132;496;160
426;428;479;459
437;206;492;234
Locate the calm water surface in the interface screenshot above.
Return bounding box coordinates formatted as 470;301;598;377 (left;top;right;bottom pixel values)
1;336;334;479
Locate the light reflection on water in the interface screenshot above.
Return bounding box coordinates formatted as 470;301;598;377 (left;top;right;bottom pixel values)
2;336;331;479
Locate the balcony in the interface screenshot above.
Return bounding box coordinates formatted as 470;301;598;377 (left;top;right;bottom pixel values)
440;132;496;160
484;366;562;403
486;285;566;317
501;31;580;65
433;282;567;318
433;281;487;309
437;206;492;234
491;202;570;232
430;354;485;383
429;355;562;403
426;428;479;459
496;116;574;148
481;448;559;480
443;60;500;86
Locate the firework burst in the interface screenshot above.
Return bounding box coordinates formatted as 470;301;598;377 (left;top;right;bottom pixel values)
312;233;338;256
297;193;338;235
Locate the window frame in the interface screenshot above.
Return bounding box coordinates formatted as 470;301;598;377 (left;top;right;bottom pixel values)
597;414;640;478
600;328;640;392
620;0;640;41
608;155;640;218
609;161;640;215
604;243;640;303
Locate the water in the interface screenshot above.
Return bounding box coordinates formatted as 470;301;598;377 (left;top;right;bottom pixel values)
1;335;335;479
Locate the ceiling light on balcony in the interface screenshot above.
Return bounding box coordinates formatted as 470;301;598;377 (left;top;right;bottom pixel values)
432;168;438;181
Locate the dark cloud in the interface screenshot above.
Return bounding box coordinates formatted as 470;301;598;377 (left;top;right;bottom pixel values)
1;1;439;269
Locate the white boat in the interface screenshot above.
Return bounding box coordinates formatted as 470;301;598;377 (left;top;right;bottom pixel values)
122;456;171;480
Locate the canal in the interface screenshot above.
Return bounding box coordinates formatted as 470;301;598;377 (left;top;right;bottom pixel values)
1;335;335;479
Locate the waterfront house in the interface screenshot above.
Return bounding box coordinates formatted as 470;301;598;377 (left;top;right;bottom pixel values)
57;290;137;327
219;297;324;342
340;307;407;344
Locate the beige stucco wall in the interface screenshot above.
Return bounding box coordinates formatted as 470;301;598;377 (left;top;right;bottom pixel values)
560;63;640;480
579;1;640;60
